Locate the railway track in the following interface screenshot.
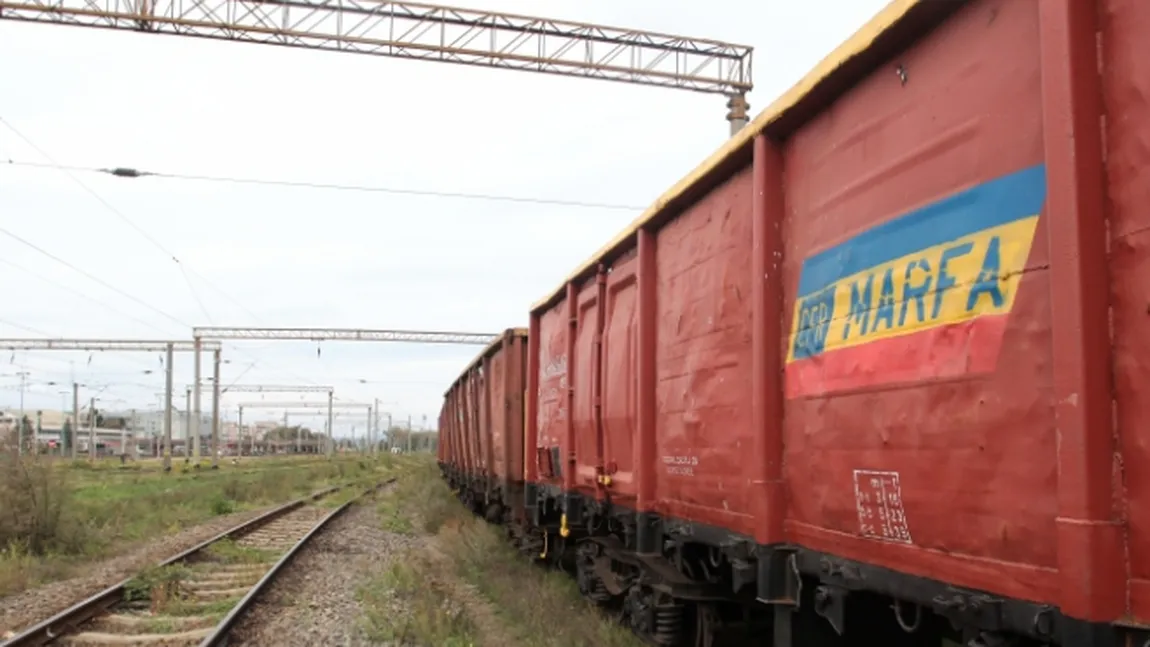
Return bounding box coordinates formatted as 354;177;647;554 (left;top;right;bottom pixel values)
2;478;396;647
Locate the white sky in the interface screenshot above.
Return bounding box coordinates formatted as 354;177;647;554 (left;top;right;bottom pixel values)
0;0;888;436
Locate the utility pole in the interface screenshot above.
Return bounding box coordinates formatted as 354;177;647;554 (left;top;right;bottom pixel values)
71;382;79;460
211;348;221;468
406;414;412;453
184;387;191;456
366;405;373;454
16;370;28;456
163;342;173;471
130;408;138;459
193;336;202;460
326;390;334;458
87;396;96;461
238;406;244;457
373;398;380;454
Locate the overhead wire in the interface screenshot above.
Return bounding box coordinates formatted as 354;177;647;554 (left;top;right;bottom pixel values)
0;117;328;392
0;117;219;325
0;318;55;337
0;255;182;337
0;120;454;411
2;158;648;211
0;224;189;331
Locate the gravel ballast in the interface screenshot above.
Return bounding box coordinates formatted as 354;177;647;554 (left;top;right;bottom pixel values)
228;496;417;646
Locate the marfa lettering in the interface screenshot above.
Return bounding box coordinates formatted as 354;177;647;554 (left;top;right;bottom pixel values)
789;216;1039;361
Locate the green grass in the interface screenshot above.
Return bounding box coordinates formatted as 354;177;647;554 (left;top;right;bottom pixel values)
358;555;479;647
202;538;278;564
0;452;393;597
376;494;416;534
358;456;641;647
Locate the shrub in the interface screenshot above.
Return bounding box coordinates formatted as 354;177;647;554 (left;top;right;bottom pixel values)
0;453;84;555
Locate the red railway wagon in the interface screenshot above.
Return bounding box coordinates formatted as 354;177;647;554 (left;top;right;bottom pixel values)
518;0;1150;645
441;328;528;522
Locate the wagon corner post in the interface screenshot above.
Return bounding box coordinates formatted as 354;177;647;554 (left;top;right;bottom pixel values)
525;311;541;503
1038;0;1125;626
751;132;786;548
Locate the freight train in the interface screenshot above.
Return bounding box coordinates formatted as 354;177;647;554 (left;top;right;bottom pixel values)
438;0;1150;645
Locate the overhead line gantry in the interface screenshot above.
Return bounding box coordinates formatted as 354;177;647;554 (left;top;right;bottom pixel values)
0;337;221;469
0;0;754;134
195;326;498;345
191;325;494;459
238;399;374;455
190;383;340;455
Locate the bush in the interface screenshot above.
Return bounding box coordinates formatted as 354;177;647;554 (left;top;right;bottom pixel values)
0;452;84;555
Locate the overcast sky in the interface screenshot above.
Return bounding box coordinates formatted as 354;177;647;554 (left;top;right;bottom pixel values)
0;0;888;436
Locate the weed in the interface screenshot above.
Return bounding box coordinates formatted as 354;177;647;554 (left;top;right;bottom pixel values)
143;618;176;633
124;563;193;613
358;456;642;647
209;496;237;516
203;538;277;564
0;453;84;554
168;596;239;617
377;496;415;535
358;554;477;647
0;453;394;596
379;461;456;534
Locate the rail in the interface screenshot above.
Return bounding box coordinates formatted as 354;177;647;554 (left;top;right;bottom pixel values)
0;478;395;647
199;477;395;645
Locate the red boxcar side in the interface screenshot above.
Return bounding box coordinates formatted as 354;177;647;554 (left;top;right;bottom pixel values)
778;0;1064;611
518;0;1150;643
1106;0;1150;616
600;249;639;509
442;329;528;522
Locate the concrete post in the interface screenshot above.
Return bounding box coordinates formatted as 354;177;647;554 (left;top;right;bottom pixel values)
326;390;334;458
211;348;221;468
71;382;79;460
193;336;202;460
163;342;174;471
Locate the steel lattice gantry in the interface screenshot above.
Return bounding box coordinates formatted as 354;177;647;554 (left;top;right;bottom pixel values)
223;385;337;455
0;338;222;351
194;326;498;345
0;337;222;469
238;400;373;455
0;0;754;132
190;326;488;459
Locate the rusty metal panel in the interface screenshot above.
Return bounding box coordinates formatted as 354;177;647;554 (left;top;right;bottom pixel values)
480;361;493;484
525;314;541;485
470;369;485;477
601;251;639;506
535;302;568;487
572;278;604;496
781;0;1056;603
489;340;508;480
461;372;475;476
476;330;529;489
506;333;527;496
1103;0;1150;622
450;389;462;470
653;165;756;538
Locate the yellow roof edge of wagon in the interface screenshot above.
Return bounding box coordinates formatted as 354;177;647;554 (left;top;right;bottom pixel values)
530;0;922;313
